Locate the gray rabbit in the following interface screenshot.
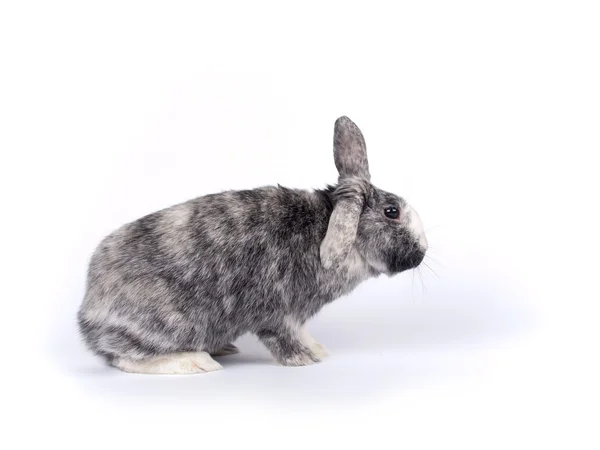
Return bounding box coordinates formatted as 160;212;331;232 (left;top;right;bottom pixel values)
78;116;428;374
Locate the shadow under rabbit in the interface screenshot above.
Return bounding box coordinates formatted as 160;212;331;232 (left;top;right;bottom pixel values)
54;273;535;405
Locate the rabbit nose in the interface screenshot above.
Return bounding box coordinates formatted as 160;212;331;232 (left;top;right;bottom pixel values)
406;205;428;251
419;231;428;251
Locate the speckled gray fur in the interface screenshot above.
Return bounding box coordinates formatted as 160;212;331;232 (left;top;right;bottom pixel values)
78;116;427;370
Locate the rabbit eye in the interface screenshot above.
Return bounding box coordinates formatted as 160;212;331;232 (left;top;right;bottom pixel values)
384;207;400;219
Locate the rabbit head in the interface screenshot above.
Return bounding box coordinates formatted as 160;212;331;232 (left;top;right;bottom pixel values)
320;116;428;275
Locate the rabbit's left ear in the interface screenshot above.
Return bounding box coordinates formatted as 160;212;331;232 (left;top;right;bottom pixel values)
321;116;371;270
333;116;370;181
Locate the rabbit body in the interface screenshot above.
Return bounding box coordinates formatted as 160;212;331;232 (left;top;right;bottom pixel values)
79;186;375;370
78;117;427;373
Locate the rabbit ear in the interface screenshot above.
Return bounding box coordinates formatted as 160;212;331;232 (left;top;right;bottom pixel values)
320;198;362;270
333;116;370;180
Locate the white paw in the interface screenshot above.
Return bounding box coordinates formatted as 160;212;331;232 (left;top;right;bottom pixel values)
309;341;329;359
300;324;329;359
278;351;321;367
115;351;223;375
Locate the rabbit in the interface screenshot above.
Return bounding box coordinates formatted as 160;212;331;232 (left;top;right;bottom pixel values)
77;116;428;374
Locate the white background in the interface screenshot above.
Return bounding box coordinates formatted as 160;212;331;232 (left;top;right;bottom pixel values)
1;1;599;448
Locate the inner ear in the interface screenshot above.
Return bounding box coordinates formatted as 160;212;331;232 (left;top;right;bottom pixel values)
333;116;370;180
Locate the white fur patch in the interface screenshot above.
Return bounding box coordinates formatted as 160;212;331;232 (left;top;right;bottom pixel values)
406;205;428;250
300;325;329;359
283;318;329;361
114;351;223;375
278;352;319;366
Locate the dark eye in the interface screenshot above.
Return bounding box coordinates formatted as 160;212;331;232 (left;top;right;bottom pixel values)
384;207;400;219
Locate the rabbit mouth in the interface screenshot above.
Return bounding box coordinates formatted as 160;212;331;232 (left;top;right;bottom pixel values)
408;249;426;269
386;248;426;274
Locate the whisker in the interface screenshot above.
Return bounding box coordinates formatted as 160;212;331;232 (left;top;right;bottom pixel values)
422;261;440;279
424;254;444;268
417;267;427;299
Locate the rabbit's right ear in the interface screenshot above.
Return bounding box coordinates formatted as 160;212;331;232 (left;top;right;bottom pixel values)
333;116;370;180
